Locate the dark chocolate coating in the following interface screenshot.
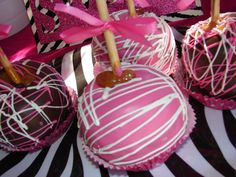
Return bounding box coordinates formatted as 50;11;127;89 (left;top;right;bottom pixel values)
0;60;75;151
182;13;236;100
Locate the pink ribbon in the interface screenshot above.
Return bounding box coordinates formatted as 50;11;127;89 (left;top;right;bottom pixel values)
54;4;157;46
0;24;11;40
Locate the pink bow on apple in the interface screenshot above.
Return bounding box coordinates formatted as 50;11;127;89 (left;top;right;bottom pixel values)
54;4;157;46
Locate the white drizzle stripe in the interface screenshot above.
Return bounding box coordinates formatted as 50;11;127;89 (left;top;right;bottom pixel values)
83;80;170;131
85;83;170;143
81;75;168;130
90;93;177;149
108;105;187;165
100;104;184;155
111;121;187;165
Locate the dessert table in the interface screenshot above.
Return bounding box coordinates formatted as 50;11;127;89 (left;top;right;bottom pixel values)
0;12;236;177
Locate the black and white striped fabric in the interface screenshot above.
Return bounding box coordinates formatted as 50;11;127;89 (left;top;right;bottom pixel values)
35;0;60;34
0;23;235;177
23;0;202;54
23;0;71;54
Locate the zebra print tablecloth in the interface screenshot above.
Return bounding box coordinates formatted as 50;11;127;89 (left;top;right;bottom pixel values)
0;26;236;177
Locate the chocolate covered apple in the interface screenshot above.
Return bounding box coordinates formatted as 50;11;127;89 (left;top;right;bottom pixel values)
0;59;76;151
182;12;236;100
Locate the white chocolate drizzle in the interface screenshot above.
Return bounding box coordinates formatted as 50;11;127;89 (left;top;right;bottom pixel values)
182;13;236;96
79;64;188;166
0;60;70;149
92;10;177;75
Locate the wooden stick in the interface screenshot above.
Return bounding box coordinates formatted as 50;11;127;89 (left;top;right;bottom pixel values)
126;0;137;17
0;47;21;84
211;0;220;24
96;0;122;76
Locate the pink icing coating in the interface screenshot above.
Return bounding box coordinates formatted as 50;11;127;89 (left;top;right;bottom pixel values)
0;60;76;151
182;12;236;99
92;10;177;75
78;64;194;170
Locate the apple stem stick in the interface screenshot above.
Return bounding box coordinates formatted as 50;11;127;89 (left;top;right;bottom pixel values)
127;0;137;17
96;0;122;76
211;0;220;24
206;0;220;30
0;47;21;84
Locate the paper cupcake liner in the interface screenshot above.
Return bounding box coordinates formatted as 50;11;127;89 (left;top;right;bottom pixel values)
80;100;196;171
0;87;77;152
173;60;236;110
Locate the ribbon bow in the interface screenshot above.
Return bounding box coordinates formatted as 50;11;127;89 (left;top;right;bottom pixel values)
0;24;11;40
54;4;157;46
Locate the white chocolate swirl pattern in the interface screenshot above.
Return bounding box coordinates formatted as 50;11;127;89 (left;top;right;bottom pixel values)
92;10;177;75
0;60;74;151
78;64;192;170
182;13;236;99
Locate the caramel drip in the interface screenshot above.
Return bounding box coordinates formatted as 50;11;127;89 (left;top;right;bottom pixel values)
204;0;220;31
96;70;136;88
